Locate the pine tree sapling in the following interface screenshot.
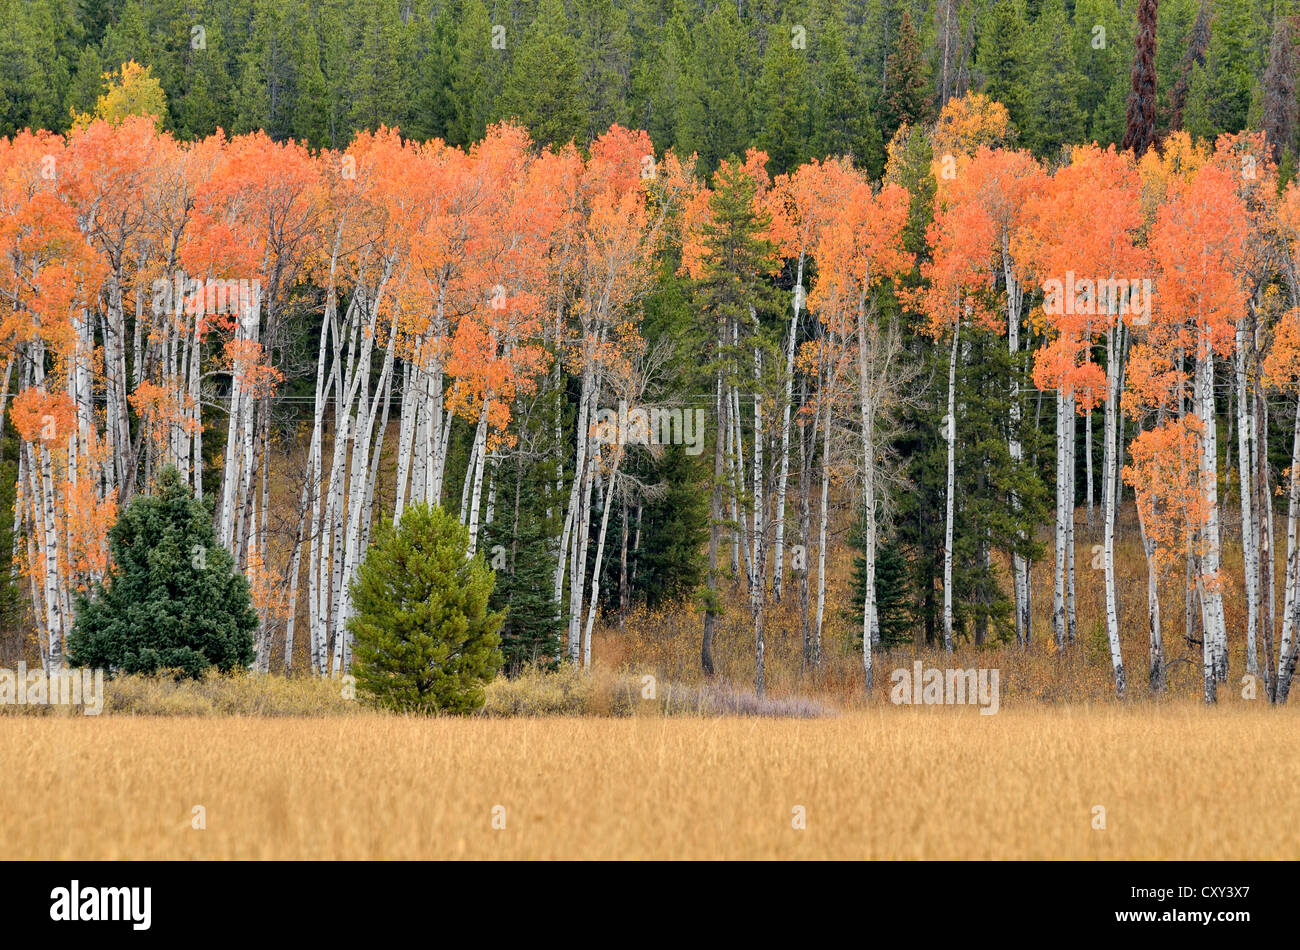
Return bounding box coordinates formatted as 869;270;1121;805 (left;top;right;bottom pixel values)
67;466;258;678
348;503;504;713
848;520;914;648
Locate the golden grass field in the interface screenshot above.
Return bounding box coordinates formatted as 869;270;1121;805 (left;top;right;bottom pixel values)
2;504;1294;860
2;703;1298;860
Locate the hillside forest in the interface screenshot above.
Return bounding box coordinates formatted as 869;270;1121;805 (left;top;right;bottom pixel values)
4;0;1300;706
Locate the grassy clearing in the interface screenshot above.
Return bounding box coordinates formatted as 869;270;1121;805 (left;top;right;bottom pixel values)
0;665;828;718
2;705;1295;859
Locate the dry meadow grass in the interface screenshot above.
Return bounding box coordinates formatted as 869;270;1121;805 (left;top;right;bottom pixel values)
2;703;1298;860
3;503;1294;860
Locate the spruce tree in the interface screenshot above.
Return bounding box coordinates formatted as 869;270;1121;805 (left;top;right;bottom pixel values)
487;509;563;677
692;158;780;671
173;0;232;139
496;0;587;146
757;22;812;175
1198;0;1261;139
100;0;153;76
880;10;933;145
292;22;330;148
348;503;504;714
1074;0;1130;147
575;0;632;141
810;0;883;175
1028;0;1086;157
402;0;452;142
848;524;913;648
1163;0;1209;132
348;0;405;133
977;0;1028;134
630;0;690;147
676;2;755;174
67;466;258;678
447;0;503;147
633;445;709;608
63;45;105;127
483;448;564;677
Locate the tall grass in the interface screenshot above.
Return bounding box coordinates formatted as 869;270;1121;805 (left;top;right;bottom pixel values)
4;706;1297;858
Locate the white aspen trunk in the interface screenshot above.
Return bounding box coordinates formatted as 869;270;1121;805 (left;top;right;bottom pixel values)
361;368;392;554
412;365;429;508
1136;468;1165;692
1275;398;1300;702
253;411;271;671
555;346;596;615
1065;393;1077;644
431;371;452;504
1085;406;1094;530
465;401;491;555
334;297;395;671
217;298;254;550
34;438;64;673
772;252;804;600
284;475;309;673
305;315;336;675
1235;317;1260;677
569;434;598;662
427;292;450;504
812;338;837;662
101;307;119;500
459;421;480;523
1260;388;1277;695
1102;323;1125;696
28;343;65;672
750;322;768;696
814;400;832;660
1005;246;1029;646
564;339;602;663
1197;342;1228;702
394;359;415;519
327;298;368;672
484;456;498;528
798;372;817;667
726;387;739;576
582;452;622;668
750;306;763;598
1053;389;1067;647
324;305;358;672
729;375;753;585
105;282;133;498
942;324;959;654
188;318;203;499
857;303;878;689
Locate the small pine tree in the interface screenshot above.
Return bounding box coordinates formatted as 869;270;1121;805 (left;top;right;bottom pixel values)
633;445;708;608
348;503;504;713
67;466;258;678
847;513;914;648
484;460;564;677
